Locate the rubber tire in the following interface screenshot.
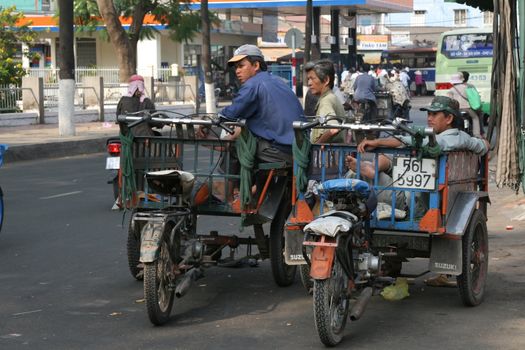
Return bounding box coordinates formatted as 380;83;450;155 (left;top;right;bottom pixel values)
457;209;488;306
0;187;4;233
299;264;314;294
270;195;296;287
143;224;175;326
313;259;350;347
127;217;143;281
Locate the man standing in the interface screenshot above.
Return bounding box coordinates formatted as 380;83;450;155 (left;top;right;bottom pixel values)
399;67;411;95
353;63;378;122
219;44;306;165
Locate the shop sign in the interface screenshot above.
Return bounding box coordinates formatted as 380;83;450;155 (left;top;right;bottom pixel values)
357;35;388;50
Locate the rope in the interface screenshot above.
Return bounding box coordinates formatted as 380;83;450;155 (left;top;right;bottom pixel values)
119;132;137;207
410;128;442;159
292;132;311;193
235;128;257;209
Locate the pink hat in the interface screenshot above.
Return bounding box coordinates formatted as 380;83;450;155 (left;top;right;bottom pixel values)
129;74;144;82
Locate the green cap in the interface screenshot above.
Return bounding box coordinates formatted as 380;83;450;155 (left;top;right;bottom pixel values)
420;96;460;117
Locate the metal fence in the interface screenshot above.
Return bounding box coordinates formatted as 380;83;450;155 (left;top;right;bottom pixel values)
25;67;195;85
0;84;22;112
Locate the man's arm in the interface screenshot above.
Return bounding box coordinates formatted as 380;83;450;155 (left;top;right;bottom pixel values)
357;137;404;153
219;83;257;120
466;136;490;155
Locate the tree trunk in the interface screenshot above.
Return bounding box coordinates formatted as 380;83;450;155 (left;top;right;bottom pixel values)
58;0;75;136
201;0;216;113
96;0;137;82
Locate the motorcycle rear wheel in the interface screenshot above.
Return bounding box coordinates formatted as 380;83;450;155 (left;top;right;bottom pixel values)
144;228;175;325
457;209;488;306
127;217;143;281
270;194;296;286
313;258;350;347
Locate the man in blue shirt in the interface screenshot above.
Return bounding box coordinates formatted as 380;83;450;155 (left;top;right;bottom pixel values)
219;44;306;165
353;63;378;123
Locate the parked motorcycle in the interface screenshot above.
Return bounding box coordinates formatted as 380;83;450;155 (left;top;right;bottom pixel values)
105;137;121;202
303;178;378;346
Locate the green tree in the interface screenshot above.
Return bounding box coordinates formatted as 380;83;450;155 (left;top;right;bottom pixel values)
0;6;37;85
74;0;205;82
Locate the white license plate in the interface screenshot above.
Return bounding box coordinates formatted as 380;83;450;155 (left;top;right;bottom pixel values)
106;157;120;170
392;157;436;190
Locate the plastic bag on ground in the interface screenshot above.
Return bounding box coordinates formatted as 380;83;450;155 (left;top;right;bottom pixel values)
381;277;410;301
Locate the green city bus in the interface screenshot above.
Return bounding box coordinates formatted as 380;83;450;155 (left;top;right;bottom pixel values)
435;27;493;112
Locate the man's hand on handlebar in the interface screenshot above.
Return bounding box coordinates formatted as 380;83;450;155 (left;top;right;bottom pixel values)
196;126;210;139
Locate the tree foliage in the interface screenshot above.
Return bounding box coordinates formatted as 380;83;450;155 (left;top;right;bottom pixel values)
0;6;37;85
453;0;493;11
73;0;210;81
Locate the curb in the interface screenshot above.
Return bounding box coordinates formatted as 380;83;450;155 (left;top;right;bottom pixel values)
4;137;108;163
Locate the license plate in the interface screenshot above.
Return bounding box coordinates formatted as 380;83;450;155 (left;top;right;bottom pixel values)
106;156;120;170
392;157;436;190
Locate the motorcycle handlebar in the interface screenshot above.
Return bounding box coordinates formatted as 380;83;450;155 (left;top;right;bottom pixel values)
117;111;246;131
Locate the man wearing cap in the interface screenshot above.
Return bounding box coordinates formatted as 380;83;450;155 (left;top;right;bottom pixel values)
218;44;306;165
357;96;489;155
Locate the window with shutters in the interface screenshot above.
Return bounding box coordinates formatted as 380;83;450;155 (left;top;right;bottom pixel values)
454;9;467;26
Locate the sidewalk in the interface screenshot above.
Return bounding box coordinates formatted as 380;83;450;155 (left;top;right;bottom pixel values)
0;103;199;163
0;121;120;163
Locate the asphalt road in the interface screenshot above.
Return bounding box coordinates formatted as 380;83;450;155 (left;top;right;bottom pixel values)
0;143;524;349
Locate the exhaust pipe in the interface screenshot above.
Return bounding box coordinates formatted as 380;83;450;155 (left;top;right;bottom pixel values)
175;269;202;298
349;287;373;321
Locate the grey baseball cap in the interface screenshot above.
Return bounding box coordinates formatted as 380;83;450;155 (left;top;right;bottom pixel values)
228;44;263;65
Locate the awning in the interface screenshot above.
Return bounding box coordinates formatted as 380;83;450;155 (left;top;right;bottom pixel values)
260;48;303;62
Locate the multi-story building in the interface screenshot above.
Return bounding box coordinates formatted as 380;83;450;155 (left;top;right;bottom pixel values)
7;1;414;76
384;0;493;48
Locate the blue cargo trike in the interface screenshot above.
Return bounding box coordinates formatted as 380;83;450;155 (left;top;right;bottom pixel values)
285;117;489;346
117;111;296;325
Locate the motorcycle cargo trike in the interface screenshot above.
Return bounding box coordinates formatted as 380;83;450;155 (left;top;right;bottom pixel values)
286;117;489;346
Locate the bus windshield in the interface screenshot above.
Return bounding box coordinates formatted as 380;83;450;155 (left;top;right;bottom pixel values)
441;33;493;59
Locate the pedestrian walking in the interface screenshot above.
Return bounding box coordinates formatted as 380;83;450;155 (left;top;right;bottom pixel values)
414;70;424;96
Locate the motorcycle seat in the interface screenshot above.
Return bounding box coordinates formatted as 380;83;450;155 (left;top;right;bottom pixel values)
317;178;370;197
145;170;194;199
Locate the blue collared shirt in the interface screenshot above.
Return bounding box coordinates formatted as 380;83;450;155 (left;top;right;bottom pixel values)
219;71;305;145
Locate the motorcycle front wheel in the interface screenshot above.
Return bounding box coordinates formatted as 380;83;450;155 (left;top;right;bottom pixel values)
313;257;350;347
143;224;176;325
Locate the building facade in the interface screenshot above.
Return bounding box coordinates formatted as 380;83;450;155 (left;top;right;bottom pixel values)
9;1;416;77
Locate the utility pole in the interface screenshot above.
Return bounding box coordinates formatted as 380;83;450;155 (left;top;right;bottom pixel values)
201;0;216;113
303;0;313;99
347;11;358;70
58;0;75;136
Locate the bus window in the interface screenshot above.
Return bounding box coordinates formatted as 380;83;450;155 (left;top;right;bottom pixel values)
441;33;493;58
